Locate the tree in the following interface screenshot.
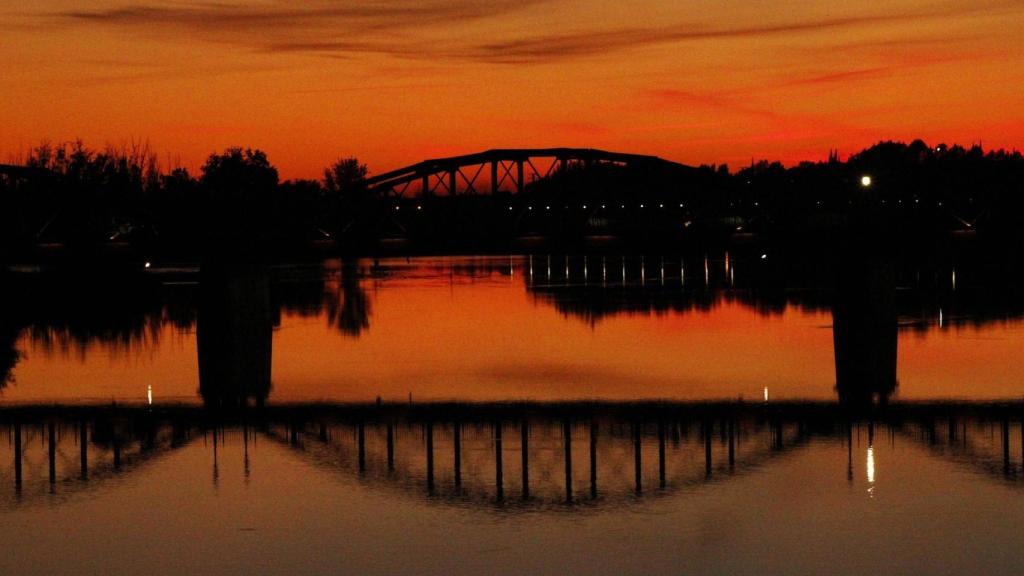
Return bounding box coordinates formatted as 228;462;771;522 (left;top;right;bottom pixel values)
200;148;278;198
323;157;368;202
198;148;280;256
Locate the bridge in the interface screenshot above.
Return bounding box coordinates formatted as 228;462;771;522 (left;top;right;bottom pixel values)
363;148;692;197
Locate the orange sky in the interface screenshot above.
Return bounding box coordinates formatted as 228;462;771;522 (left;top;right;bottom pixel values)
2;1;1023;179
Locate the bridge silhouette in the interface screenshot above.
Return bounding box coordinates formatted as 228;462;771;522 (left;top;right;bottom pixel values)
364;148;690;197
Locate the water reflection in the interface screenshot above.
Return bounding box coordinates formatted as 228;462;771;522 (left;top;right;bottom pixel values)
1;252;1024;402
197;264;273;408
4;402;1024;510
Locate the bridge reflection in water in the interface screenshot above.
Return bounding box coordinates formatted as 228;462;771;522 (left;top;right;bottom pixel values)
2;249;1021;509
3;402;1024;509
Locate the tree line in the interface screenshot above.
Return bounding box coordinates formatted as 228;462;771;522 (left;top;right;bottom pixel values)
2;139;1024;260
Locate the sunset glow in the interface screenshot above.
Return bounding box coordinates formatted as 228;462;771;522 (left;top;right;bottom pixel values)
2;1;1023;178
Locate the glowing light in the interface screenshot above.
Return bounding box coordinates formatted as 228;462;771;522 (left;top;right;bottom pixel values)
860;175;873;187
763;387;769;402
760;253;768;260
144;261;151;269
147;384;153;405
416;205;422;210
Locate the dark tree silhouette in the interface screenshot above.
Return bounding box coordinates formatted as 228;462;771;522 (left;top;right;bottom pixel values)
198;148;279;258
324;157;368;203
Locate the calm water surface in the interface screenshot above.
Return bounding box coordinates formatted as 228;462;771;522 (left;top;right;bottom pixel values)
1;254;1023;575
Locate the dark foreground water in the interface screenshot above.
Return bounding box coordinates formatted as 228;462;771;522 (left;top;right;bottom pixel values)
1;254;1024;575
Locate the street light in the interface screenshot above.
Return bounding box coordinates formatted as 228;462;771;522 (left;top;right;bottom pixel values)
860;175;872;187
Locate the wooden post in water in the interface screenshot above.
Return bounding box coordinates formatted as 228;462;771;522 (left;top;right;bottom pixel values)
80;420;88;480
48;421;56;486
589;419;597;500
14;423;22;491
386;423;394;471
1002;419;1010;476
563;418;573;503
727;419;736;470
634;421;642;494
453;422;461;488
425;422;434;495
658;420;666;490
113;429;122;471
357;421;366;473
495;422;504;501
847;422;854;482
704;421;712;477
521;420;529;499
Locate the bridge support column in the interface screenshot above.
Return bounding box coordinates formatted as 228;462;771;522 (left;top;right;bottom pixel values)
491;161;499;195
448;169;457;196
517;160;524;195
422;174;430;197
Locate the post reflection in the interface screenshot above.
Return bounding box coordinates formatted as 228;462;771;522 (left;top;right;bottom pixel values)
2;403;1024;512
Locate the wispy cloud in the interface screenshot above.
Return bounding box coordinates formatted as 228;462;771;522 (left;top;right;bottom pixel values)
51;1;549;40
40;0;1022;65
